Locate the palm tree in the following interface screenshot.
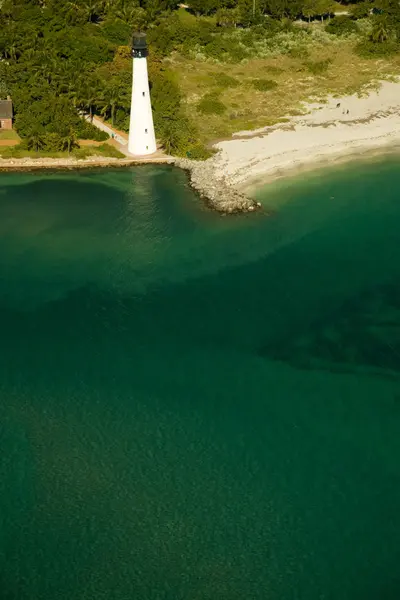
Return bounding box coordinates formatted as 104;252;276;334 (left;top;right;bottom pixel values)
26;131;45;152
160;118;181;155
114;3;147;27
4;42;19;62
370;18;390;43
302;0;318;22
75;78;99;120
99;84;123;127
59;128;78;154
215;8;240;27
84;0;102;22
63;1;81;23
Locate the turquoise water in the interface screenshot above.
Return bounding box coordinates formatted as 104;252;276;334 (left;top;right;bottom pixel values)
1;161;400;599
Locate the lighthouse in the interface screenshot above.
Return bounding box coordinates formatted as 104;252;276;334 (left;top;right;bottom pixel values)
128;32;157;156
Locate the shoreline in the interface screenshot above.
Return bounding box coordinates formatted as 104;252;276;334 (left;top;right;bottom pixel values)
175;158;260;214
206;80;400;196
0;155;175;171
2;79;400;214
0;153;260;215
240;140;400;194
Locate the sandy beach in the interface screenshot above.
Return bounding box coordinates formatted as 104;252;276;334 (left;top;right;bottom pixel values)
210;80;400;190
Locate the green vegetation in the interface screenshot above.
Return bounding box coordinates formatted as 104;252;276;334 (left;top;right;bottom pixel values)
251;78;278;91
305;58;332;74
1;0;400;157
73;143;126;159
214;74;239;88
325;16;359;36
0;129;20;141
197;93;227;114
0;142;125;159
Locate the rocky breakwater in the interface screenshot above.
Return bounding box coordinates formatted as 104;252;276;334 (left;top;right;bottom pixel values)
176;158;260;214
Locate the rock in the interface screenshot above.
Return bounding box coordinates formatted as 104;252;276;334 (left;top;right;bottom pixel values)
175;157;258;215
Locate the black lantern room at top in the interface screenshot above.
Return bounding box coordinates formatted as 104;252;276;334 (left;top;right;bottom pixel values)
131;32;148;58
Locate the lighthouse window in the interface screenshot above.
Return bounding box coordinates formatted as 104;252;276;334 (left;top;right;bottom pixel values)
146;146;148;150
142;92;145;97
145;129;148;133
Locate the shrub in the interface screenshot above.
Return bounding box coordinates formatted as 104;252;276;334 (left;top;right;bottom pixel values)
100;21;131;45
251;78;278;91
355;39;398;57
305;59;331;75
201;34;249;62
287;46;310;59
264;65;284;75
197;93;226;114
185;143;214;160
325;16;359;36
350;2;371;19
213;73;239;88
75;120;109;141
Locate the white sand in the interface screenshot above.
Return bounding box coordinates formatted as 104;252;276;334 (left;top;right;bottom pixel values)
211;80;400;188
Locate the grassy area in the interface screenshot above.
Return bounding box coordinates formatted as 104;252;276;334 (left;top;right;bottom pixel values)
0;147;67;158
170;27;400;144
73;143;126;159
0;129;21;141
0;141;125;159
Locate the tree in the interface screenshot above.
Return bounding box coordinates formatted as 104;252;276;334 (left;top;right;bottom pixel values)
302;0;318;22
99;83;124;126
83;0;103;22
370;16;390;42
76;80;98;120
351;2;371;20
59;128;79;153
26;130;46;152
316;0;334;21
215;7;240;26
114;3;147;27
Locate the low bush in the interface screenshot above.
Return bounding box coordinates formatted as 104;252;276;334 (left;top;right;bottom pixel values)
287;46;310;59
75;120;109;141
197;93;227;114
251;78;278;91
325;16;359;36
305;59;331;75
213;73;239;88
100;20;131;45
350;2;371;20
264;65;284;75
185;144;214;160
355;39;398;57
201;34;249;62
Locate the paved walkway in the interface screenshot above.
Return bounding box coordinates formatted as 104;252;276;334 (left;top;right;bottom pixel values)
83;113;172;161
83;114;130;156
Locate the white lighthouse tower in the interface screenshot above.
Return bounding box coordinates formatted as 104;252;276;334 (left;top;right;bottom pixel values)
128;32;157;156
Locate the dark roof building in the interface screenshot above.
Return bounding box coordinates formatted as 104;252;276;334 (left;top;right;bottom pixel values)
0;98;13;129
0;99;12;119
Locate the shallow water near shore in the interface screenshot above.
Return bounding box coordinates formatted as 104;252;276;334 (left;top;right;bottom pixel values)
1;161;400;600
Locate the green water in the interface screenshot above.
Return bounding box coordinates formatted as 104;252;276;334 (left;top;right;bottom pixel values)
1;160;400;599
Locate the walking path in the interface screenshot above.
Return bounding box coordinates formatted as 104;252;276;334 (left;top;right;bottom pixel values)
83;113;171;161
